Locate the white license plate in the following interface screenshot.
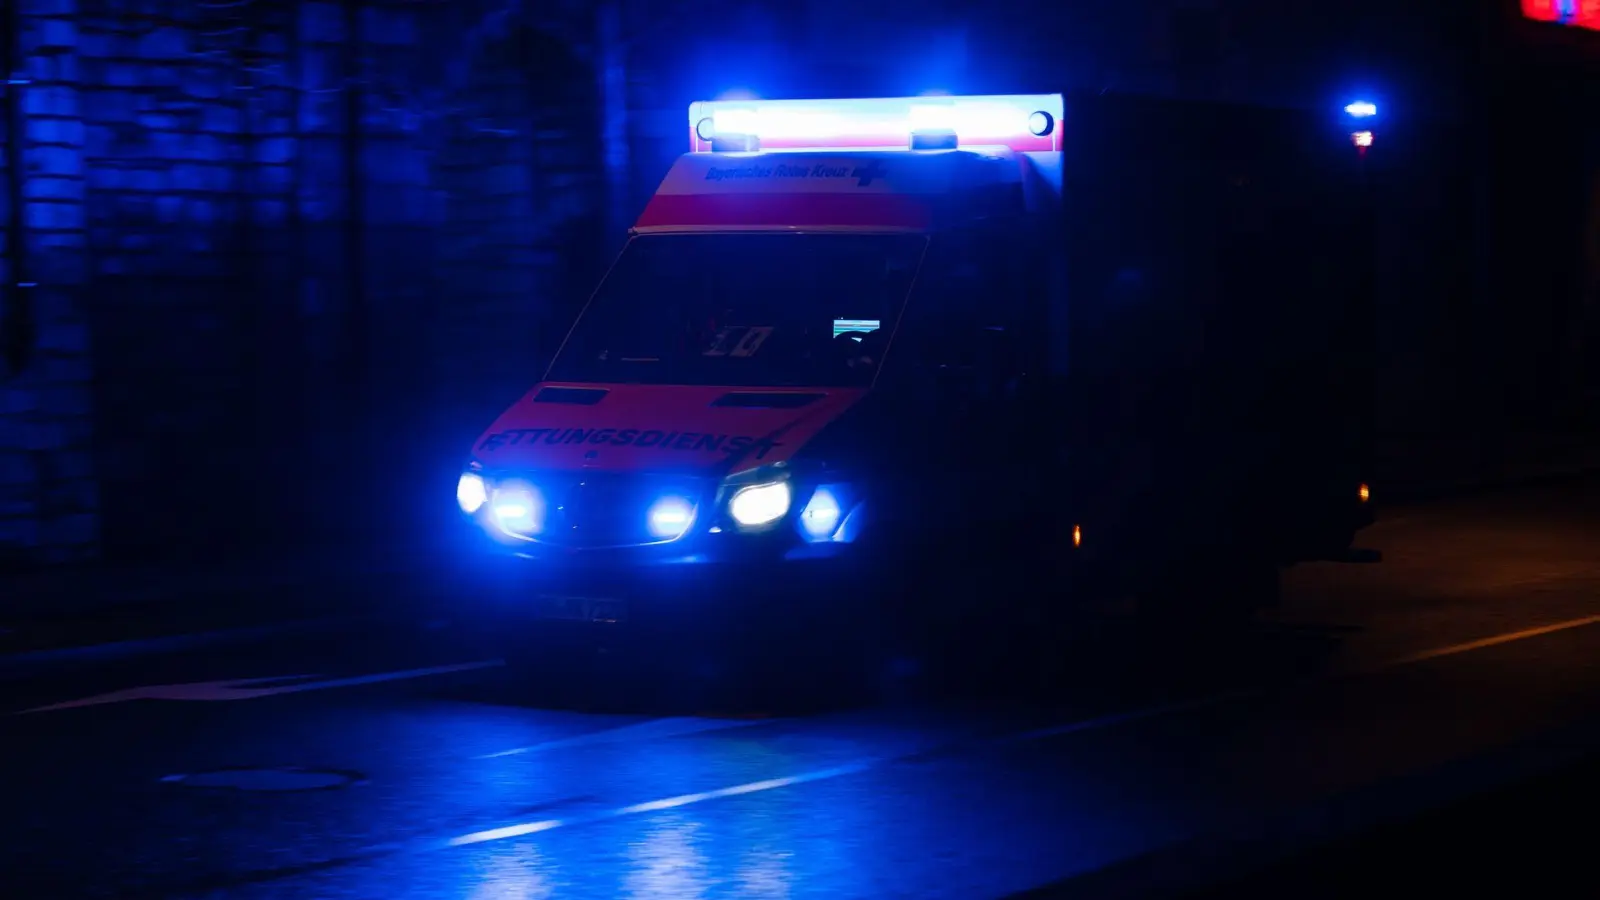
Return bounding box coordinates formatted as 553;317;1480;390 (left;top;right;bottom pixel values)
533;594;628;624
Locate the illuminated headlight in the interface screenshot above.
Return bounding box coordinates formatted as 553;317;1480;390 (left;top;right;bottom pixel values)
647;495;696;540
799;486;843;540
456;472;488;514
489;481;545;536
728;481;792;527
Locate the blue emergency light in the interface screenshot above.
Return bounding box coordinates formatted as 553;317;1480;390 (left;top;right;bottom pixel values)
1344;101;1377;118
688;94;1065;154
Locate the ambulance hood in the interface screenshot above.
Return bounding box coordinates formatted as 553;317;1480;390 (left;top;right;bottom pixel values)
471;382;866;476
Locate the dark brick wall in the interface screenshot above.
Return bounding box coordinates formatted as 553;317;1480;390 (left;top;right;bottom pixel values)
428;11;603;438
76;0;289;560
0;0;608;568
1;0;97;567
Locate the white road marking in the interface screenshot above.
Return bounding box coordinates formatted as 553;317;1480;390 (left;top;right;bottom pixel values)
446;818;565;847
615;761;880;814
434;760;882;851
17;660;503;714
433;615;1600;851
475;715;773;759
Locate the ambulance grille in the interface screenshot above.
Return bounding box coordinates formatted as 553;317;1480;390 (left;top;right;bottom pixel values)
532;472;708;548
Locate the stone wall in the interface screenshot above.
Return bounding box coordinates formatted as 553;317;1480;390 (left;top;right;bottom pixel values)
426;6;604;441
0;0;606;568
1;0;97;568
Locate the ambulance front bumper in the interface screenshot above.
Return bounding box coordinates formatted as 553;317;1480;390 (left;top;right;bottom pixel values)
458;528;875;629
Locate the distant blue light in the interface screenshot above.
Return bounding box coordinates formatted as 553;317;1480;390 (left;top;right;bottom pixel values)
647;496;695;540
1345;101;1377;118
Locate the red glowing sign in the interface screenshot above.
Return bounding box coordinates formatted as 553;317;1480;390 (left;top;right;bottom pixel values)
1521;0;1600;30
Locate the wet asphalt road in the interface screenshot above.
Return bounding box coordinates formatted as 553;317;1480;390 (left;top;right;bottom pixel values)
2;478;1598;899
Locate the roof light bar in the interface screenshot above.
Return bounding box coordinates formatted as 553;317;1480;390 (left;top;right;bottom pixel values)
1344;101;1378;118
687;94;1065;154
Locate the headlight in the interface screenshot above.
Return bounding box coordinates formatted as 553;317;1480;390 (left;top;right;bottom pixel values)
728;481;792;527
456;472;488;514
489;481;545;536
647;495;696;540
799;486;843;540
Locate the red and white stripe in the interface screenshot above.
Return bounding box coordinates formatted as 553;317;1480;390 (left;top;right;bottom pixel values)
633;150;1022;233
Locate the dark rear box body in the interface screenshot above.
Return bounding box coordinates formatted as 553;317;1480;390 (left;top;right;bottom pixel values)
1051;94;1375;562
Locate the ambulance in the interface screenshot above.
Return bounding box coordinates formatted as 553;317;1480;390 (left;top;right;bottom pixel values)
455;92;1378;628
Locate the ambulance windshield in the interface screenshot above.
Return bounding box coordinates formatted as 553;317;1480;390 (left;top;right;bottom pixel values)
548;233;926;387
